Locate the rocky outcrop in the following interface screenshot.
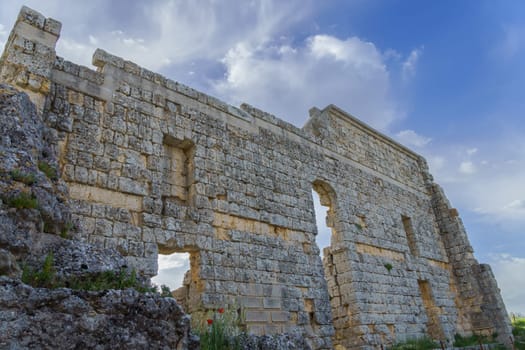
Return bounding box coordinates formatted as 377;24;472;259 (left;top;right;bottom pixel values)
0;84;196;349
0;277;194;350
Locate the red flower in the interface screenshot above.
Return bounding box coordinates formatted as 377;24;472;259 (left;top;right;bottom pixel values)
218;308;225;314
207;319;213;325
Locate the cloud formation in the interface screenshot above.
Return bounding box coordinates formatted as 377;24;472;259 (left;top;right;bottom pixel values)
402;47;423;81
213;34;403;129
395;129;431;148
490;254;525;313
152;252;190;290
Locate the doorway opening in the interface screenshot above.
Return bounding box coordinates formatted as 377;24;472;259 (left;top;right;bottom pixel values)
152;250;202;312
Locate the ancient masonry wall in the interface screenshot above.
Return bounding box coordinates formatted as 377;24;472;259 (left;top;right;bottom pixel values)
0;6;512;349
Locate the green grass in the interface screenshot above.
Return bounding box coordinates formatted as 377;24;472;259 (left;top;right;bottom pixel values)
10;169;36;185
65;269;155;292
513;316;525;350
194;306;244;350
453;331;506;348
59;222;74;239
21;252;161;293
38;161;58;180
22;252;57;288
389;337;439;350
7;191;38;209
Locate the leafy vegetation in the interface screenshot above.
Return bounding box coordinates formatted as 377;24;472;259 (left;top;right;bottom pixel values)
389;337;439;350
60;222;74;239
6;191;38;209
38;161;58;180
194;306;244;350
384;263;393;272
21;252;173;295
453;331;505;348
10;169;36;185
513;315;525;350
22;252;57;288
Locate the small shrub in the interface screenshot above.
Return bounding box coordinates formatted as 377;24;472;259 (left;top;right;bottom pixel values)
194;306;244;350
22;258;156;293
389;337;439;350
354;223;363;230
60;222;74;239
384;263;393;272
513;316;525;350
22;252;57;288
453;332;505;347
159;284;172;297
38;161;58;180
66;269;155;292
7;192;38;209
10;169;36;185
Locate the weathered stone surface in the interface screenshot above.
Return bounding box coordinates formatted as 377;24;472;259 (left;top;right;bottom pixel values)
0;6;513;350
237;333;312;350
0;249;21;278
0;55;195;349
0;277;194;350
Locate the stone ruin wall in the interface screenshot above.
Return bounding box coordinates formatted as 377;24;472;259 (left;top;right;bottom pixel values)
0;6;512;349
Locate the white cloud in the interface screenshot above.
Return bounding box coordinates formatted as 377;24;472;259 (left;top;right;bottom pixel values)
213;34;401;129
1;0;313;71
395;129;431;148
459;161;477;174
157;252;190;270
151;252;190;291
402;47;423;81
425;136;525;229
489;254;525;314
467;147;478;155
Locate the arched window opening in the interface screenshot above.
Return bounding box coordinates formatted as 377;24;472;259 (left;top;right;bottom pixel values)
311;190;331;255
312;180;338;254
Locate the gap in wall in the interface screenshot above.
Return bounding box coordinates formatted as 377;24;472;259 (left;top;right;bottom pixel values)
152;252;190;291
312;190;331;256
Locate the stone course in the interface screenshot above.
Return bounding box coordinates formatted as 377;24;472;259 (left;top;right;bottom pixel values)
0;6;512;349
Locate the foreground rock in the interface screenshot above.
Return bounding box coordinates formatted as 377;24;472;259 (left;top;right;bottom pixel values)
0;277;195;349
0;85;196;348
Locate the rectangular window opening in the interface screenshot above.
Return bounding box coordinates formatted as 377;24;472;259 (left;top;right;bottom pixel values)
402;215;418;256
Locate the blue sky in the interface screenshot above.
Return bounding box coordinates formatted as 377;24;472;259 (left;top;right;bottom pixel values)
1;0;523;314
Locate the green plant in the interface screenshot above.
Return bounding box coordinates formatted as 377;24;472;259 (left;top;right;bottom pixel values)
65;269;153;292
22;257;156;293
7;191;38;209
159;284;172;297
453;332;505;348
384;263;393;272
22;252;57;288
194;306;244;350
389;337;439;350
38;161;58;180
60;222;74;239
513;316;525;350
10;169;36;185
354;223;363;230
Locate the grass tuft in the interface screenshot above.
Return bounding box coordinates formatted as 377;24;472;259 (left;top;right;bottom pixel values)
513;315;525;350
38;161;58;180
389;337;439;350
7;191;38;209
21;252;160;293
10;169;36;185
